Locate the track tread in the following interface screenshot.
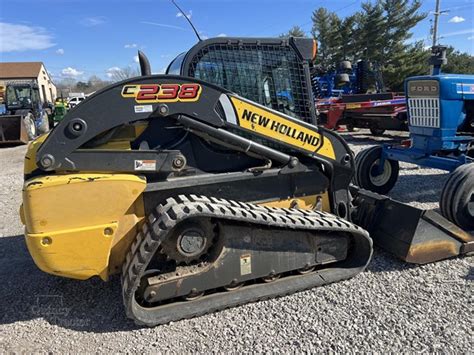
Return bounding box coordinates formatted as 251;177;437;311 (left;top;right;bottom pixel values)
121;195;370;326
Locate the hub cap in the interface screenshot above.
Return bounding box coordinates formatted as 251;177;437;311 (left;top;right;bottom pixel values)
369;159;392;187
177;229;206;257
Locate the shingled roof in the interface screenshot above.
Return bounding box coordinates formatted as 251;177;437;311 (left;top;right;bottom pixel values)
0;62;44;79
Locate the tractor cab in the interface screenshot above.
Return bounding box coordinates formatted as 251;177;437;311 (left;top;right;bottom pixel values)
0;81;50;145
4;82;43;114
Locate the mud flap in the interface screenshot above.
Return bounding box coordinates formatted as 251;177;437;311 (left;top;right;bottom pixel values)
351;186;474;264
0;115;29;145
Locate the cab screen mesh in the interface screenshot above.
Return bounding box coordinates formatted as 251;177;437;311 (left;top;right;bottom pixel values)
186;43;313;124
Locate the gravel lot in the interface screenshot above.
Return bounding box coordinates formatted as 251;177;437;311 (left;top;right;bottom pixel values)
0;130;472;353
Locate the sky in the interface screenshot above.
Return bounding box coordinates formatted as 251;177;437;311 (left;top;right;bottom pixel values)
1;0;473;82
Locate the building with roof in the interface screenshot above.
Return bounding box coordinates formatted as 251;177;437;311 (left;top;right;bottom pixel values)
0;62;57;103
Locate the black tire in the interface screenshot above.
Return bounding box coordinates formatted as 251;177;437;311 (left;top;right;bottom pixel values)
37;112;50;134
354;146;399;194
352;147;372;186
440;164;474;230
346;124;355;132
23;113;37;140
370;127;385;136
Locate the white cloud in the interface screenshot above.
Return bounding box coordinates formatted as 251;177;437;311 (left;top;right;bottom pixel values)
217;33;227;37
0;22;55;52
468;35;474;40
124;43;137;49
55;48;64;55
448;16;465;23
61;67;84;77
80;16;107;27
133;55;139;63
106;66;122;78
141;21;185;30
176;10;192;19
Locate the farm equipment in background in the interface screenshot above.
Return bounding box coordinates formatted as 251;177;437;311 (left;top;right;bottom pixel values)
355;46;474;231
0;81;50;145
51;97;69;124
312;60;385;98
313;60;408;135
316;94;407;135
20;38;473;326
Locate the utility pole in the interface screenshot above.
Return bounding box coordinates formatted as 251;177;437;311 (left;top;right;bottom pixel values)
432;0;441;47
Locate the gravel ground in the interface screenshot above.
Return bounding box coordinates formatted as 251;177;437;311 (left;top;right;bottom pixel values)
0;130;472;353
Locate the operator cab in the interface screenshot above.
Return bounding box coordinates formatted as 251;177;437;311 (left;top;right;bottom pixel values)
166;37;318;125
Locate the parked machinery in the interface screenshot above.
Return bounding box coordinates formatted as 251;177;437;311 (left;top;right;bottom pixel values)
355;46;473;230
313;60;407;135
0;81;50;145
20;38;473;326
51;97;69;124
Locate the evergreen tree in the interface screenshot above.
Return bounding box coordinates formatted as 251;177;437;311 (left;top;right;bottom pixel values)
280;26;307;38
338;16;356;62
443;47;474;74
311;8;333;69
380;0;427;90
355;1;386;63
311;0;429;91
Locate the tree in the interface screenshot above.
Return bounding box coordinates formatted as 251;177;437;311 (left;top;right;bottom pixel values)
280;25;307;38
354;1;386;63
311;0;429;91
76;81;90;91
338;16;356;62
56;78;78;96
444;47;474;74
311;8;333;68
107;66;140;82
87;75;110;93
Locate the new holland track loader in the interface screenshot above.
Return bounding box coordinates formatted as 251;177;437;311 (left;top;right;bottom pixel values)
20;37;473;326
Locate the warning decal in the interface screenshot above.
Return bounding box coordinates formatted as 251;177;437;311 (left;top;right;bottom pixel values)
134;160;156;171
240;254;252;275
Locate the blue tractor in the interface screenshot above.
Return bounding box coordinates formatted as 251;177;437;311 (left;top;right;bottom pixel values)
354;46;474;230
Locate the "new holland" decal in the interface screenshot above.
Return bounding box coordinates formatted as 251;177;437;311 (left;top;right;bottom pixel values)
241;109;319;147
230;97;321;152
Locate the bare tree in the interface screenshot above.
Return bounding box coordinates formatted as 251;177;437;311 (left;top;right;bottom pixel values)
107;66;140;82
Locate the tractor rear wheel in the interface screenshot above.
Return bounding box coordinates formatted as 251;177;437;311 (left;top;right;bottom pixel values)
37;112;50;134
354;146;399;194
440;164;474;230
23;113;37;140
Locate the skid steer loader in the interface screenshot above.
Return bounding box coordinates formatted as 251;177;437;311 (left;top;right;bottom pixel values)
20;37;473;326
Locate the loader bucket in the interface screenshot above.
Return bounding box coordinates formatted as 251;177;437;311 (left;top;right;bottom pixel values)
351;187;474;264
0;115;29;146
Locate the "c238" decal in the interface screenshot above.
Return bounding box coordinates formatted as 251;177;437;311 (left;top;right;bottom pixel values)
121;83;201;103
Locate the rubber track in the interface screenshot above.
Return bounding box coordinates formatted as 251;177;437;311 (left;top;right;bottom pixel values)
121;195;371;326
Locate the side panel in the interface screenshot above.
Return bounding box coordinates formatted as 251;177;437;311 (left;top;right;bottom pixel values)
21;173;146;280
